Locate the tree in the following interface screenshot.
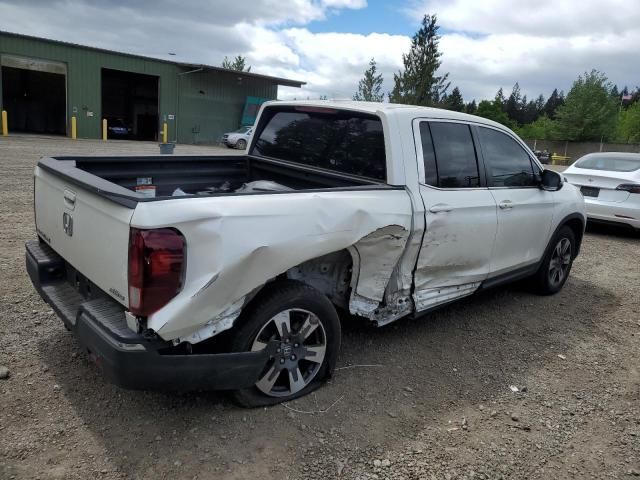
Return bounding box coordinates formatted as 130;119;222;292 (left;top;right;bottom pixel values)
443;86;465;111
221;55;251;72
516;115;555;140
353;58;384;102
465;99;477;114
475;100;512;127
554;70;617;141
544;88;564;119
505;83;522;124
494;88;506;110
388;14;450;105
615;102;640;143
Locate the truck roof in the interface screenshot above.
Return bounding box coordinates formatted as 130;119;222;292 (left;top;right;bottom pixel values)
265;99;508;131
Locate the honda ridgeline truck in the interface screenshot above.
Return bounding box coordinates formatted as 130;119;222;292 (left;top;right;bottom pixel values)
26;101;585;406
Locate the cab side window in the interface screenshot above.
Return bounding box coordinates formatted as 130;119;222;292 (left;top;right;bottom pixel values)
478;127;538;187
420;122;480;188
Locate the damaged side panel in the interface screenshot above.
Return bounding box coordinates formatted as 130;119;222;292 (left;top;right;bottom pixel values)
130;189;413;342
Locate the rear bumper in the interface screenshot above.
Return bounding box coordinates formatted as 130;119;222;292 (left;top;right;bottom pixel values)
26;239;269;391
584;198;640;229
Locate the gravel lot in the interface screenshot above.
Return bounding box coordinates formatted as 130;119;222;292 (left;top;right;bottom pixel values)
1;135;639;480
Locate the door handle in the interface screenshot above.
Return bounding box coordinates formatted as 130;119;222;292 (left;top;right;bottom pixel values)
498;200;513;210
429;204;452;214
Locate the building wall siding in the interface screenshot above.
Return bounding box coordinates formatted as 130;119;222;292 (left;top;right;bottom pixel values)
0;32;281;143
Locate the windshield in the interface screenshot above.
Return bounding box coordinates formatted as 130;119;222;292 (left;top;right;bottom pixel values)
575;154;640;172
234;126;252;134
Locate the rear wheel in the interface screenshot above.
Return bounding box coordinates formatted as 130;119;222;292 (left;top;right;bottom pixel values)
231;281;340;407
533;226;576;295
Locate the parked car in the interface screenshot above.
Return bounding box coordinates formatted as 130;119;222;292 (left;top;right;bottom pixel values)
222;125;253;149
105;117;131;139
26;101;586;406
534;149;551;164
563;152;640;231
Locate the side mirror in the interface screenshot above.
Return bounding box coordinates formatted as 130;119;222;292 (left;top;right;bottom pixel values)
540;169;563;191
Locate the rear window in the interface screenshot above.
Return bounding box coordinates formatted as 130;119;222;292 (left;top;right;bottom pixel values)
252;107;387;181
575;154;640;172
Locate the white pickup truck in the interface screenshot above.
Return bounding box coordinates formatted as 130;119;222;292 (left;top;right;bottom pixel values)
27;101;585;406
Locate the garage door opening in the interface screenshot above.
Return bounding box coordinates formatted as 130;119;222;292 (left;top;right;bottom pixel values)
101;68;158;141
1;56;67;135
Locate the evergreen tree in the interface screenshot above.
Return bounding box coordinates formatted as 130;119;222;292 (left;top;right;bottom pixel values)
221;55;251;72
610;85;619;99
494;88;506;111
465;99;477;114
544;88;564;119
353;58;384;102
505;83;522;123
388;14;450;105
554;70;617;141
534;94;546;116
443;86;465;111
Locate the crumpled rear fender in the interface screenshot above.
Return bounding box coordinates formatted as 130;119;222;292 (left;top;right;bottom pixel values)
130;189;414;342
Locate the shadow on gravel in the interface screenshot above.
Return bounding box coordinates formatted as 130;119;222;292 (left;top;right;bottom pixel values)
37;276;619;477
586;221;639;239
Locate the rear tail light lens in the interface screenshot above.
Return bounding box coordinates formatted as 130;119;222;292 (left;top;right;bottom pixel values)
128;228;185;317
616;184;640;194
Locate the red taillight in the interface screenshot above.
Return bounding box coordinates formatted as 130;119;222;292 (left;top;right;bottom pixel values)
616;183;640;194
128;228;185;317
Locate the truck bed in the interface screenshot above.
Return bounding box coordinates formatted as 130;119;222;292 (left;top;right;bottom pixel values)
38;154;389;208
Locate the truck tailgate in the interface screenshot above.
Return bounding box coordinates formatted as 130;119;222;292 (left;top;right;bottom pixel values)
34;165;134;306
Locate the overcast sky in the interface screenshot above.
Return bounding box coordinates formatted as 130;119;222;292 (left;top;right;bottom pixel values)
1;0;638;102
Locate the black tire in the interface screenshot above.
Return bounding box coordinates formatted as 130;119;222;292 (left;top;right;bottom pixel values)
236;139;247;150
231;280;341;408
533;226;576;295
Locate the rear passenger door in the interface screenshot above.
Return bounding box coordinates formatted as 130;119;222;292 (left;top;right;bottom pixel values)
412;120;498;312
476;126;555;275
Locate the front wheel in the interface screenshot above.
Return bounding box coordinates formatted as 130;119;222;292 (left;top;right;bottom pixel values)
231;281;341;407
533;226;576;295
236;139;247;150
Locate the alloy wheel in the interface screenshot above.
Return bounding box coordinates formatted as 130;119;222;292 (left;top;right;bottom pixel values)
548;237;572;287
250;309;327;397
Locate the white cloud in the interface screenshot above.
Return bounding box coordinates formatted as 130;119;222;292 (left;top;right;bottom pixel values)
1;0;638;104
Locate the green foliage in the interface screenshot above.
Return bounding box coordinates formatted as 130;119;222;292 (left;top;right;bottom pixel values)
221;55;251;72
553;70;617;141
389;14;450;105
353;58;384;102
544;89;564;119
475;100;513;128
614;102;640;143
443;86;465;112
515;115;555;140
465;99;477;114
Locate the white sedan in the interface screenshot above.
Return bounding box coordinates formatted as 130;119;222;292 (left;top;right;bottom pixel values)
563;152;640;231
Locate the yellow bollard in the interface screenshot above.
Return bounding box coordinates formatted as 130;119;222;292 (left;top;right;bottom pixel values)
1;110;7;136
71;116;77;140
102;119;107;141
162;122;168;144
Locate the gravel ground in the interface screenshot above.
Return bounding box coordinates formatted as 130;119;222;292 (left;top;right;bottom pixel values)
0;135;639;480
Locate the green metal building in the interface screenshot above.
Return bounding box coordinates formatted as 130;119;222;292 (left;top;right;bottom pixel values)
0;31;304;143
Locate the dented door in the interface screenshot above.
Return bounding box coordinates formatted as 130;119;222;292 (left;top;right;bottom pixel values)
412;120;498;311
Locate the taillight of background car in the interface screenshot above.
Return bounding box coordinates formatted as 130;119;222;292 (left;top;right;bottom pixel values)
616;184;640;194
128;228;185;317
